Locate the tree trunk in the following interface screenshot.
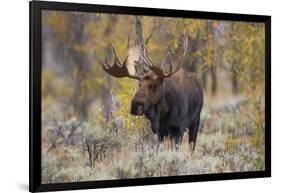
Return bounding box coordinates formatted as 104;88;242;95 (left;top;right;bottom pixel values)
69;13;91;121
101;15;118;122
135;16;143;47
231;63;239;94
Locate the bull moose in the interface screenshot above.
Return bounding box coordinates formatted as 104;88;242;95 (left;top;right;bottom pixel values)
98;37;203;151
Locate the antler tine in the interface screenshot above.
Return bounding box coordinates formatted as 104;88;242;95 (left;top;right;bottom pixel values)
98;57;105;68
161;52;173;76
105;53;111;67
165;53;173;77
161;53;167;69
99;55;111;70
110;42;122;67
141;55;153;68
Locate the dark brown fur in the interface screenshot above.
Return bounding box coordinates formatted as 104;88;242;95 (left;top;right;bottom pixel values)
130;69;204;151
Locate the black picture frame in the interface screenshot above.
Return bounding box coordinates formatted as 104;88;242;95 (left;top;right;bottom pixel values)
29;1;271;192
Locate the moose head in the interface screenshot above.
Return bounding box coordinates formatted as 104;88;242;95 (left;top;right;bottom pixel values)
98;36;188;116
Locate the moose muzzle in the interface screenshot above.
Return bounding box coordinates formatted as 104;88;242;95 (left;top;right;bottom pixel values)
130;100;145;116
130;91;146;116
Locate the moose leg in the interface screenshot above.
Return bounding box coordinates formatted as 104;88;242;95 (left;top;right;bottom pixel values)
169;136;174;150
168;126;183;151
156;133;165;153
188;115;200;152
175;129;184;151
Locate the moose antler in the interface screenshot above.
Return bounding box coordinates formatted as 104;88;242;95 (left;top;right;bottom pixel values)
98;43;141;80
142;36;188;81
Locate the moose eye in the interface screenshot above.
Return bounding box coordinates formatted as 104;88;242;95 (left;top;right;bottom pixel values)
148;84;157;92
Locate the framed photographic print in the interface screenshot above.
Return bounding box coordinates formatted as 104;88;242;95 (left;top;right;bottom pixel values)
30;0;271;192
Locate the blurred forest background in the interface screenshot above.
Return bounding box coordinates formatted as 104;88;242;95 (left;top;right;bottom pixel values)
41;10;265;183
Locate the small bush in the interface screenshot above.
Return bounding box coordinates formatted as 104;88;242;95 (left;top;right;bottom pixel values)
82;122;124;168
